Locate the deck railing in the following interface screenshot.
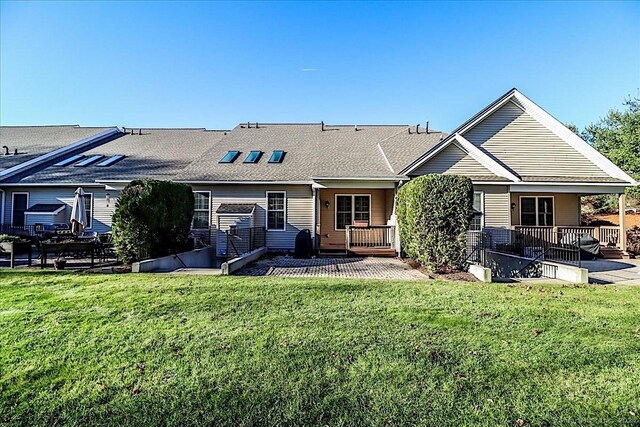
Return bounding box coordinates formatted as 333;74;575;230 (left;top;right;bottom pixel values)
514;225;621;248
345;225;395;250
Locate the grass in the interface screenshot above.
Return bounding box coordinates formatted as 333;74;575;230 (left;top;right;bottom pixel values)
0;271;639;426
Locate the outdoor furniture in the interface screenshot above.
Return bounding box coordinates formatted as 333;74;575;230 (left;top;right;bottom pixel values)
0;240;33;268
39;240;96;268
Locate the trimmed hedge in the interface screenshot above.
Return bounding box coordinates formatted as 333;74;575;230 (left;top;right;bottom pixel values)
396;174;474;273
112;179;195;263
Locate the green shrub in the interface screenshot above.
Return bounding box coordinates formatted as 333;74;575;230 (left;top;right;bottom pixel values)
0;234;23;243
396;174;474;273
627;226;640;255
112;179;195;263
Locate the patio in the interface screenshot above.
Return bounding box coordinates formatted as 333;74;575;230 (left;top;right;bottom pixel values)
236;256;427;280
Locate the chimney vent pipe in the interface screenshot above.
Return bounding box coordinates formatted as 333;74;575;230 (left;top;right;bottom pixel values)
138;128;142;135
416;124;420;134
321;121;324;131
426;121;429;134
2;146;8;155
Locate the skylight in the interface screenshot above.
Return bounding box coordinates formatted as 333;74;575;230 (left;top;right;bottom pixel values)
74;155;104;167
219;151;241;163
244;151;262;163
54;154;84;167
268;150;285;163
96;154;126;167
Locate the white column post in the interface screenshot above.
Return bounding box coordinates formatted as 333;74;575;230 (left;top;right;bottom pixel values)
619;193;628;255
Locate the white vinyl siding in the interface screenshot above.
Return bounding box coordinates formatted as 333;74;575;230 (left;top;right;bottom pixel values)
463;101;611;179
411;143;498;178
210;185;313;251
473;185;510;228
3;187;115;233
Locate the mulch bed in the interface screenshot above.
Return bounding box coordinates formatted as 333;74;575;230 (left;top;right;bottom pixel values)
403;258;478;282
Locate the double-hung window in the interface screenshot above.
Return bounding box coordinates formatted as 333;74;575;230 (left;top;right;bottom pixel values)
83;193;93;229
335;195;370;230
266;192;286;230
469;191;484;231
193;191;211;229
520;196;554;226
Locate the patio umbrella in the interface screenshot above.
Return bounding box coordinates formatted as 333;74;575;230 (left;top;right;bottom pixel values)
70;187;87;234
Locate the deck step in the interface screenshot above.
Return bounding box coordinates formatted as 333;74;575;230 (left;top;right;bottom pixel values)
600;248;628;259
348;248;397;257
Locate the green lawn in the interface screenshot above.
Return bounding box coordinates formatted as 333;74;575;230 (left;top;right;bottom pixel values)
1;272;639;427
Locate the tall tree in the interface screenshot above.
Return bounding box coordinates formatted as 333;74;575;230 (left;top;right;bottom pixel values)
582;97;640;200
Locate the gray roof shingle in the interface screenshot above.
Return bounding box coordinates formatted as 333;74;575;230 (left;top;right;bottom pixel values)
17;128;228;184
0;125;114;172
175;123;448;182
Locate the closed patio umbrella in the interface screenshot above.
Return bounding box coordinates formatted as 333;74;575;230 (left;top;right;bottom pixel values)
70;187;87;234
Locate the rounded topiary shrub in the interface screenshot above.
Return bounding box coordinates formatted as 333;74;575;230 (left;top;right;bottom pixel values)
396;174;474;273
112;179;195;263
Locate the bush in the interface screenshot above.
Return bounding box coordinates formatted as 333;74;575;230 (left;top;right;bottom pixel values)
627;226;640;255
0;234;24;243
112;179;195;263
396;174;474;273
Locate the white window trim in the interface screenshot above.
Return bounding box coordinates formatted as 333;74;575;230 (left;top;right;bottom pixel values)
473;190;485;229
334;194;372;231
84;192;94;230
192;191;211;230
265;191;287;231
519;195;555;226
11;192;29;226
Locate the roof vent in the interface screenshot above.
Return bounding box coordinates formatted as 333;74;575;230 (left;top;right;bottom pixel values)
138;128;142;135
321;121;324;131
123;127;126;134
416;124;420;134
256;122;259;129
2;146;8;156
354;125;358;131
425;120;429;134
407;127;411;135
130;128;134;135
439;135;444;142
14;148;18;155
247;121;251;129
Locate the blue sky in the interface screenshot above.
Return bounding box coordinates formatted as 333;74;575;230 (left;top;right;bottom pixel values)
1;1;638;131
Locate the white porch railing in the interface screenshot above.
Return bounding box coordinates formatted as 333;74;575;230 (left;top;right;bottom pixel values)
346;225;396;251
513;225;621;248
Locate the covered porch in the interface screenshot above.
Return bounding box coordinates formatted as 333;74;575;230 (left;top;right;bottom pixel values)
509;188;629;258
314;180;398;256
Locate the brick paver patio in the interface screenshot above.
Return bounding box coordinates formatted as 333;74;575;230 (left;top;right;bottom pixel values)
237;256;427;280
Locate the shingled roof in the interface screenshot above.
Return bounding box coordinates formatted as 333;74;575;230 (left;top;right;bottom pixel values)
175;123;447;182
0;125;115;172
15;128;228;184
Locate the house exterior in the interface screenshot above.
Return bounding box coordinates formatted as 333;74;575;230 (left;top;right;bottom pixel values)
0;89;636;257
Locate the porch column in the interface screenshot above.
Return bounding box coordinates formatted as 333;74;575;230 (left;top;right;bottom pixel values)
619;193;628;255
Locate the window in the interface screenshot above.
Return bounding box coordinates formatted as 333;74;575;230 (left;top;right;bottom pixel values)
74;155;104;167
244;151;262;163
83;194;93;229
469;191;484;231
219;151;241;163
520;196;554;226
11;193;28;227
54;154;84;167
96;155;126;167
192;191;211;229
268;150;285;163
335;194;371;230
266;192;286;230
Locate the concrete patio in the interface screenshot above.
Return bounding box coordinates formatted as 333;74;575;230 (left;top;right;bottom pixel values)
236;256;428;280
583;258;640;285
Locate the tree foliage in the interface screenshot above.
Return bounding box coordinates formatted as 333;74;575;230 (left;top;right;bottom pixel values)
396;174;474;273
112;179;195;263
582;97;640;200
